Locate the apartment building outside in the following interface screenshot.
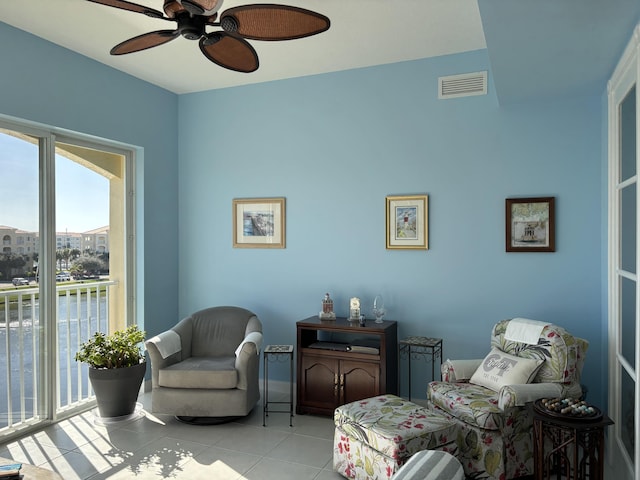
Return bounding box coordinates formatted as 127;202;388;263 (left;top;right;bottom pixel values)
0;225;38;255
1;224;109;256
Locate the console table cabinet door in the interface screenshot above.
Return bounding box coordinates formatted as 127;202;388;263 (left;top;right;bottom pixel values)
299;355;339;411
340;360;380;405
296;316;397;416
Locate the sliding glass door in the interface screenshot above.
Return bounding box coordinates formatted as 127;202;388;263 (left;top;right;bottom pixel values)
608;33;640;480
0;126;43;432
0;119;135;440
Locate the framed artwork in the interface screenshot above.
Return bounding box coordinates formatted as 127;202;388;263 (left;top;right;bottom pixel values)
233;197;286;248
385;195;429;250
505;197;555;252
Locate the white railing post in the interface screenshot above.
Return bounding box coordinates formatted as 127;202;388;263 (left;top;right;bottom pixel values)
0;280;117;436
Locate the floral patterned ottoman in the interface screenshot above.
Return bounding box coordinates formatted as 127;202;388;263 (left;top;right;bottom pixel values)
333;395;458;480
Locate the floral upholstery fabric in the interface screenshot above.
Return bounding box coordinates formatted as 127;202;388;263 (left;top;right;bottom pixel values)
428;382;535;479
429;402;535;480
333;395;457;480
426;319;588;480
491;319;588;384
428;381;503;431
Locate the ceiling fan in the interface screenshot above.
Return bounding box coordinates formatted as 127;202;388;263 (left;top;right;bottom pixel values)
87;0;330;73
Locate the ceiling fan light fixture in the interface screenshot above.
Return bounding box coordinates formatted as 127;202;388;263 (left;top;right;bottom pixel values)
180;0;204;15
177;0;223;16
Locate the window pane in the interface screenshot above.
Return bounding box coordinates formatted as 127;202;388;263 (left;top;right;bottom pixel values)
54;142;117;412
621;85;636;181
621;276;637;369
0;128;40;430
621;184;637;273
54;151;108;275
620;366;636;462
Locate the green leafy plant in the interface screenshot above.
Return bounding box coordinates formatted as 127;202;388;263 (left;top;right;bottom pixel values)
75;325;146;369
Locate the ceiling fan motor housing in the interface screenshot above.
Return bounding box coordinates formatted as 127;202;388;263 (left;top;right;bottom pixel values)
176;12;207;40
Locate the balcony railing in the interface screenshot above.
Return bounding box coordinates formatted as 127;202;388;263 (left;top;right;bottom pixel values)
0;280;116;436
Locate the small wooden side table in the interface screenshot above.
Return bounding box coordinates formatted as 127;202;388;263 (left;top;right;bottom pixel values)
263;345;294;427
398;336;443;400
532;401;614;480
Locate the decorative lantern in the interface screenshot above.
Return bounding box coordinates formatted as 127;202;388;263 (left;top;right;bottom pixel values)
319;293;335;320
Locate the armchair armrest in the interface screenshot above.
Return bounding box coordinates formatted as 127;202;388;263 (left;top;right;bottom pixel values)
441;359;483;382
498;383;564;409
145;330;183;387
235;331;263;357
235;331;263;390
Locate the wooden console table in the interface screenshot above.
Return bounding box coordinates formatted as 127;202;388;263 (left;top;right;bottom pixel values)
296;316;397;416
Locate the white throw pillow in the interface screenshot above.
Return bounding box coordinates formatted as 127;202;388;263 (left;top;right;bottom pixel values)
470;348;544;392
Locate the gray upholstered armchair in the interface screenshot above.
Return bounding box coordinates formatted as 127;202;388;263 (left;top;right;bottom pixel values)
145;306;263;422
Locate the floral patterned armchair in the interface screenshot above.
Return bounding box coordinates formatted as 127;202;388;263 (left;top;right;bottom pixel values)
427;319;588;480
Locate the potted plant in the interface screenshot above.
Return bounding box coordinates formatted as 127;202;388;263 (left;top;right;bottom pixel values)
75;325;146;418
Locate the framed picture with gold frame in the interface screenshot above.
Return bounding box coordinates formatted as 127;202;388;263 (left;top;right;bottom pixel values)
233;197;286;249
505;196;555;252
385;195;428;250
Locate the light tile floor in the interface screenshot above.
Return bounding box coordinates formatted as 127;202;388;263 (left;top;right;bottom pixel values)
0;390;344;480
0;390;617;480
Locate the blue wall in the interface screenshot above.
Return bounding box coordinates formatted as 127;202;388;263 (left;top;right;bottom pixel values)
0;22;181;339
0;21;609;407
178;49;606;404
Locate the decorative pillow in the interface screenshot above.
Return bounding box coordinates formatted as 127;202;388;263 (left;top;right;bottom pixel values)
470;348;544;392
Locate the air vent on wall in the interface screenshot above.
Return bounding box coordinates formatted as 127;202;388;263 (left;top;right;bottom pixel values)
438;71;487;99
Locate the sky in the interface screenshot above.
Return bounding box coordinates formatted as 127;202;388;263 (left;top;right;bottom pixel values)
0;131;108;233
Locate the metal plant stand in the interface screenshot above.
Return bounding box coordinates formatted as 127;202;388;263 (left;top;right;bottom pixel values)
398;336;443;400
263;345;294;427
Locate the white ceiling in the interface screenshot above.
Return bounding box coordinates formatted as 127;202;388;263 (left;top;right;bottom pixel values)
0;0;487;94
3;0;638;103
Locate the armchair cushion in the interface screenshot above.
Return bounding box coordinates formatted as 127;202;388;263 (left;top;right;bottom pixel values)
159;356;237;389
428;381;502;431
469;348;543;392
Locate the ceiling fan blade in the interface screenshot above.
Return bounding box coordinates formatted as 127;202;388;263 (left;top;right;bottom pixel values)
220;5;330;41
87;0;167;19
111;30;180;55
199;32;258;72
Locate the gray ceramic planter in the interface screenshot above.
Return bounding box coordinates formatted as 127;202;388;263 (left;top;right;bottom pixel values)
89;361;146;418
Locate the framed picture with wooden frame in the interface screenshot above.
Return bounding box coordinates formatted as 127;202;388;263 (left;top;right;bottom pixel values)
233;197;286;249
505;197;555;252
385;194;429;250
